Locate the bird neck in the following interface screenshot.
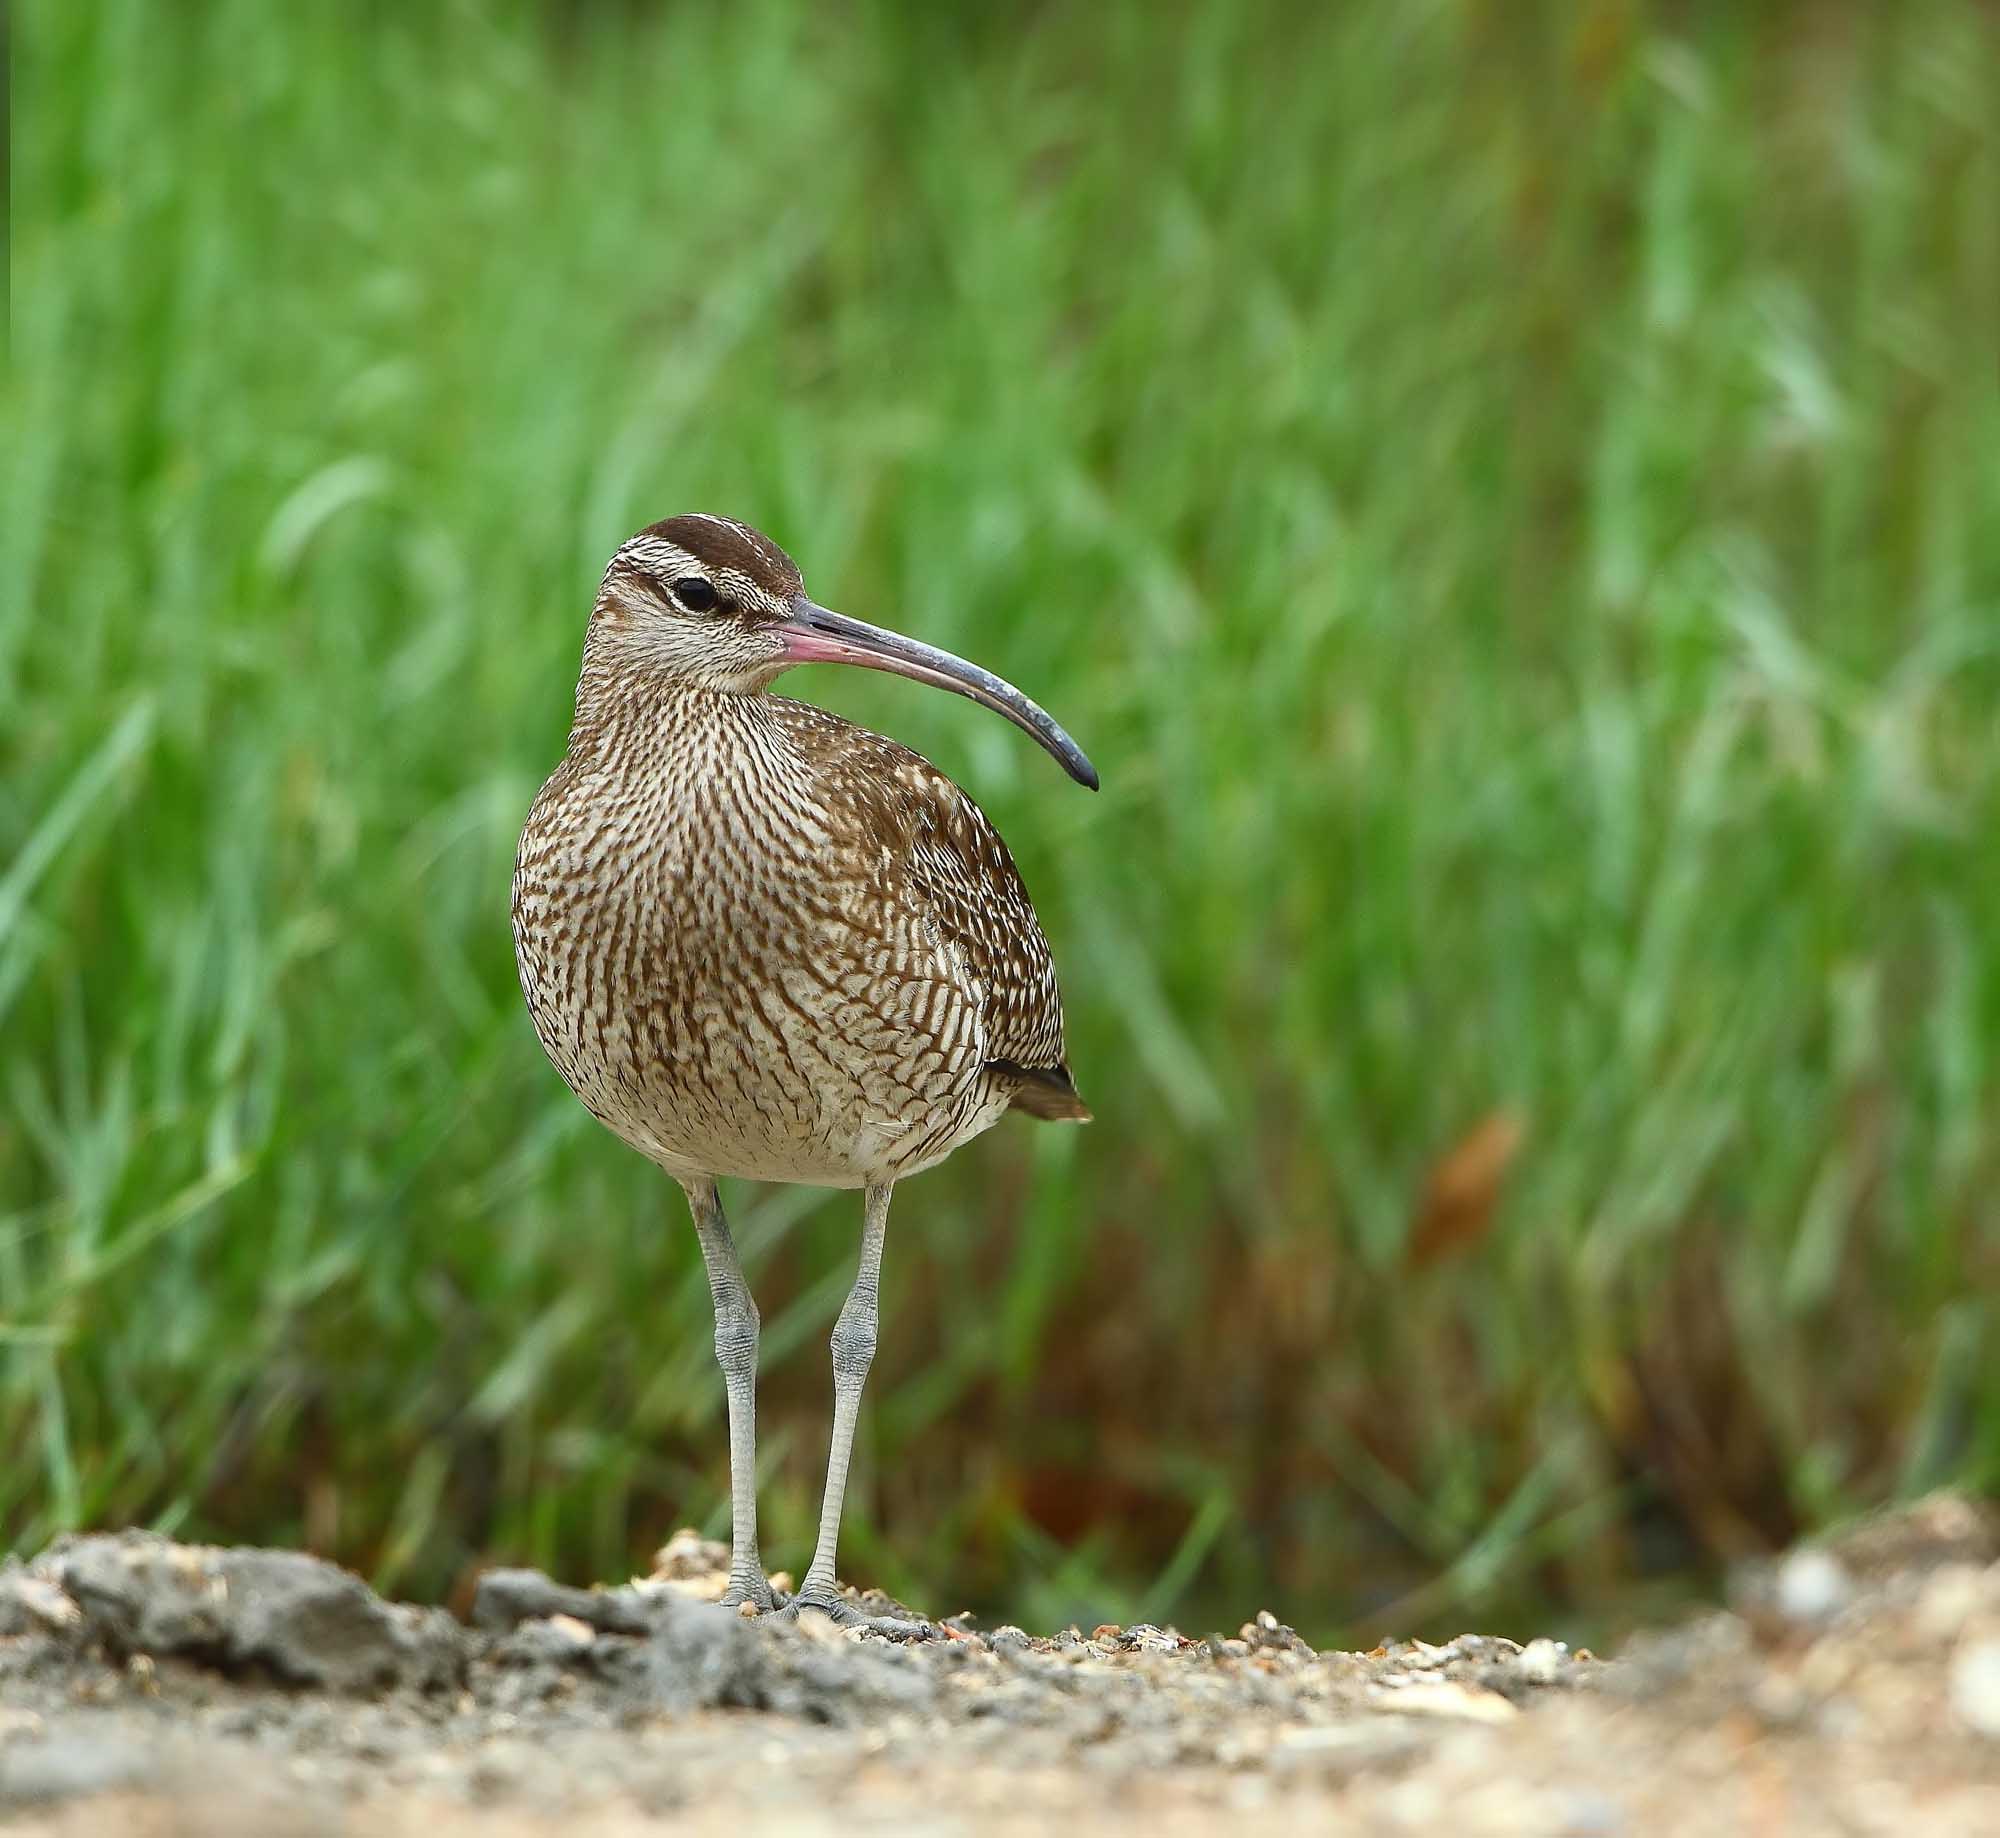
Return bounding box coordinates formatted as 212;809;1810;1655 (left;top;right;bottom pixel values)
567;667;786;772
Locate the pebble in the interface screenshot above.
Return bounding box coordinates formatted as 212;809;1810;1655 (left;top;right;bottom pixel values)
1774;1549;1852;1625
1913;1564;1991;1643
0;1709;47;1742
1517;1637;1569;1684
1;1576;83;1632
1948;1638;2000;1738
1376;1679;1519;1724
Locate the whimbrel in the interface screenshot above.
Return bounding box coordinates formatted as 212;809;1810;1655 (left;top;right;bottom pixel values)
513;515;1095;1633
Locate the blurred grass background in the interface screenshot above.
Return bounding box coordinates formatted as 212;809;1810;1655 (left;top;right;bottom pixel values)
6;0;1998;1644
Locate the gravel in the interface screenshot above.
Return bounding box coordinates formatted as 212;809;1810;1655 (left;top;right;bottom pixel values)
3;1496;1998;1834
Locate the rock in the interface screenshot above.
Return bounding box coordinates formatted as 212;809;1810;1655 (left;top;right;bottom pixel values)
494;1616;601;1673
646;1527;733;1600
1241;1610;1315;1657
1913;1565;1994;1644
632;1591;939;1723
0;1732;158;1806
650;1527;730;1579
1375;1678;1519;1724
38;1533;462;1694
1773;1550;1852;1626
1517;1637;1570;1684
1948;1638;2000;1738
546;1613;596;1649
0;1570;83;1636
470;1567;656;1635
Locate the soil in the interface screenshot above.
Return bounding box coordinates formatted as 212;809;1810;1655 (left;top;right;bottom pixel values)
3;1497;1998;1835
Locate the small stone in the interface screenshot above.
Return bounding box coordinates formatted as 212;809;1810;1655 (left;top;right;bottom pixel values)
649;1527;731;1583
1750;1673;1810;1726
546;1614;595;1649
1239;1609;1313;1657
1517;1638;1568;1684
0;1709;47;1742
1376;1679;1519;1723
1949;1638;2000;1737
1;1575;83;1633
1913;1565;1991;1643
1774;1550;1852;1625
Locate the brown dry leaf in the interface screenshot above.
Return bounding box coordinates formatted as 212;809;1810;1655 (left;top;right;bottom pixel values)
1406;1111;1527;1269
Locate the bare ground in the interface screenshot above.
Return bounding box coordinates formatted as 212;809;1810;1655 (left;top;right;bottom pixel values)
3;1498;1999;1835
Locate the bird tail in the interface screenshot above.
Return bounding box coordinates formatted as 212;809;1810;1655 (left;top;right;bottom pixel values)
992;1059;1093;1123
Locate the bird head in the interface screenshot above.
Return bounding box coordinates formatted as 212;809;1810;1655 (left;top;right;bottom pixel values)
586;514;1098;789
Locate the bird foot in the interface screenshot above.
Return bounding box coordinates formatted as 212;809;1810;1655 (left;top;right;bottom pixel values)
776;1583;935;1641
718;1572;785;1614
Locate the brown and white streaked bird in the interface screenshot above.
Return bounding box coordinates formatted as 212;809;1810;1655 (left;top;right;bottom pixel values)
513;514;1096;1634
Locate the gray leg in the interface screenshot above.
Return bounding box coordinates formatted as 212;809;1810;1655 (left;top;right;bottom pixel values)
680;1178;774;1612
785;1182;930;1638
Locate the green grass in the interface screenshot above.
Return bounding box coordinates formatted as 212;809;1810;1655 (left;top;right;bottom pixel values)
6;0;1998;1644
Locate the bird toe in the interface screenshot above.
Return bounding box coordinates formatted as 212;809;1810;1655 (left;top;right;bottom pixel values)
777;1585;935;1641
719;1573;784;1614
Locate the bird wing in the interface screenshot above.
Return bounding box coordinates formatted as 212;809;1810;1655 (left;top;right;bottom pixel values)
772;699;1089;1121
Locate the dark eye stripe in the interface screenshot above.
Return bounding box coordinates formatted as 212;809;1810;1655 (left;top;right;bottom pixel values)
673;577;719;612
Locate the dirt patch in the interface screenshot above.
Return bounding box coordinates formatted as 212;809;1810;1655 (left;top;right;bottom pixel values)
4;1498;1999;1834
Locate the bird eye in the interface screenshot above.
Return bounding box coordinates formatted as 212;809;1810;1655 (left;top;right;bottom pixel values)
672;577;719;612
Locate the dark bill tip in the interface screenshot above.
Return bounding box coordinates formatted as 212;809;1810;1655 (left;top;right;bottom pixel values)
777;598;1100;791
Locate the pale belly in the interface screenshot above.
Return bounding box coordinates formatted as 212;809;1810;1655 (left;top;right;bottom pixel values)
515;856;1005;1190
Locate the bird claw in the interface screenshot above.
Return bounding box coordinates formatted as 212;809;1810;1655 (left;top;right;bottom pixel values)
718;1574;785;1614
776;1586;936;1641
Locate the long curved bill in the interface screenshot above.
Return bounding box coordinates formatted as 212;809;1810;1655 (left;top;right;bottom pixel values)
775;597;1100;791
